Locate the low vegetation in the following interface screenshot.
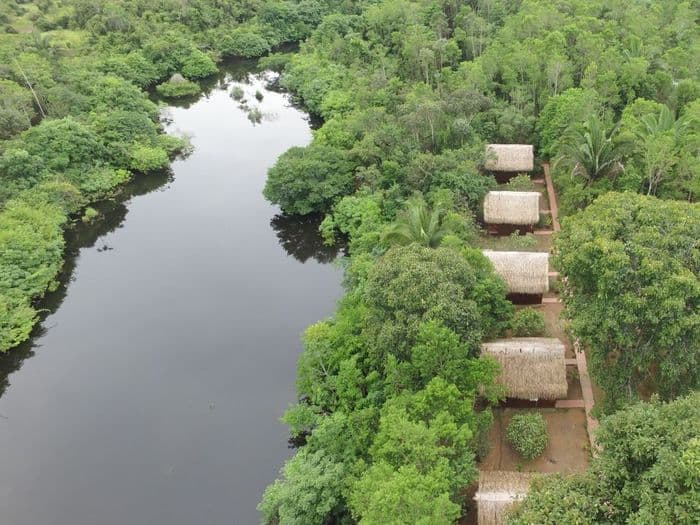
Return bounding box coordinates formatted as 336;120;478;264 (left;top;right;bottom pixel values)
510;308;546;338
506;413;549;460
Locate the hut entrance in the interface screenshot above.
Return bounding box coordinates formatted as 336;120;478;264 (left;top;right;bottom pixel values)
500;397;556;408
486;224;534;236
506;292;543;305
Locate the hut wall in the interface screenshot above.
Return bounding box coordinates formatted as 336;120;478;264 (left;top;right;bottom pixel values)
484;144;534;172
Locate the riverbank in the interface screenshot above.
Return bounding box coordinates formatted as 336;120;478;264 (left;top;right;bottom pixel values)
0;61;344;525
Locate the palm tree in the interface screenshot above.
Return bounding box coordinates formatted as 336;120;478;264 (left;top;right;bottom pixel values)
381;200;452;248
633;105;689;195
557;115;626;184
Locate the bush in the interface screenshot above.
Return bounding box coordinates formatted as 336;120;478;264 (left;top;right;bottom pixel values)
155;79;200;98
129;145;169;172
507;413;548;460
511;308;546;337
230;86;245;101
504;174;535;191
181;49;217;79
82;207;99;223
219;28;271;58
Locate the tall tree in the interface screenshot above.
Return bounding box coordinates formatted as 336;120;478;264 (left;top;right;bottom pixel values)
555;192;700;410
556;115;626;184
381;200;451;248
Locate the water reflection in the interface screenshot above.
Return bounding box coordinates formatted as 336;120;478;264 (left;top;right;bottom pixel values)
270;213;341;264
0;62;336;405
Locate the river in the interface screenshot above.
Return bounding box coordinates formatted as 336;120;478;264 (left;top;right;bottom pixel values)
0;60;343;525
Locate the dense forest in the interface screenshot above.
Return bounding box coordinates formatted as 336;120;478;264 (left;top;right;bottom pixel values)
0;0;698;524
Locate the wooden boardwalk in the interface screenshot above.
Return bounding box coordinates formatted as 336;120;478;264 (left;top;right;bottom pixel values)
543;163;598;452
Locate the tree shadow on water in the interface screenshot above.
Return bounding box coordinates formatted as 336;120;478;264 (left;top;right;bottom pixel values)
270;213;342;264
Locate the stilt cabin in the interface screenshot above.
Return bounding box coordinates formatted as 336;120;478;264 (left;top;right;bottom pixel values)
483;250;549;303
475;471;533;525
484;144;534;181
483;191;540;234
481;338;567;402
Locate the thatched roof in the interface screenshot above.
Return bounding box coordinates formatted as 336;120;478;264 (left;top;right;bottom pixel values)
483;250;549;294
484;191;540;225
169;73;186;84
475;470;533;525
484;144;534;172
482;338;567;400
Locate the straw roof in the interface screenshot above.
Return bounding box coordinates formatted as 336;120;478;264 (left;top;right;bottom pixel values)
482;338;567;400
484;144;534;172
484;191;540;225
169;73;186;84
475;470;533;525
483;250;549;294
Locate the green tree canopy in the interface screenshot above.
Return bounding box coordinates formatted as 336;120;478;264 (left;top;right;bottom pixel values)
555;192;700;410
363;244;513;364
263;144;356;215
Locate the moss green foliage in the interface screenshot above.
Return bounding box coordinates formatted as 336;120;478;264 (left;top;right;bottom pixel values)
219;28;271;58
381;200;453;248
155;79;200;98
537;88;600;159
506;413;549;460
556;193;700;411
509;393;700;524
510;308;546;337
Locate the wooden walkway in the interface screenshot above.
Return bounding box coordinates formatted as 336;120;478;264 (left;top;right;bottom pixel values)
543;163;598;452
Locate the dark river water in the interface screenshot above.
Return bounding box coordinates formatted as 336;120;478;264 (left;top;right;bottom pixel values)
0;61;343;525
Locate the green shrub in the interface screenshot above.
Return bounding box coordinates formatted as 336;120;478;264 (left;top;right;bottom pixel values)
82;206;99;223
129;145;169;172
511;308;546;337
219;28;271;58
507;413;548;460
181;49;217;79
263;144;356;215
258;52;293;72
504;174;536;191
155;79;200;98
230;86;245;101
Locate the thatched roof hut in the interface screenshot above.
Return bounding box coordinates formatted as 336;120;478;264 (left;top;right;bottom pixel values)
475;470;533;525
482;338;567;400
483;250;549;295
484;144;534;172
483;191;540;225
